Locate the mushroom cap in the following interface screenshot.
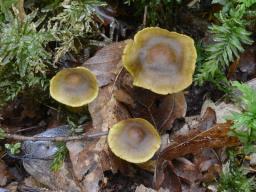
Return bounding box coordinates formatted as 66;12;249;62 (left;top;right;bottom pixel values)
122;27;197;95
108;118;161;163
50;67;99;107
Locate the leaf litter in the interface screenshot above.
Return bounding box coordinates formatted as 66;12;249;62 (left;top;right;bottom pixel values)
2;17;256;192
1;40;245;192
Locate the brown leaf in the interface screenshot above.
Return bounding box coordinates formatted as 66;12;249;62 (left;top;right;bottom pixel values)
154;161;182;192
227;58;240;80
83;41;127;87
154;122;239;190
115;71;187;133
89;85;131;132
66;87;130;191
172;157;201;185
0;160;11;186
135;184;169;192
160;122;238;161
67;139;106;192
197;107;216;131
5;182;18;192
64;41;132;192
239;44;256;77
170;106;216;142
229;44;256;81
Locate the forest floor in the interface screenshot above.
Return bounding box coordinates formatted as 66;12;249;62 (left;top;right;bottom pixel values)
0;0;256;192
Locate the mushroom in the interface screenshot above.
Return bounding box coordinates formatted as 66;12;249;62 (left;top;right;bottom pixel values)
50;67;99;107
122;27;197;95
107;118;161;163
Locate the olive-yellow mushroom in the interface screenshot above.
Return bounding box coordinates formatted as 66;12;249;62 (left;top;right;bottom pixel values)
108;118;161;163
122;27;197;95
50;67;98;107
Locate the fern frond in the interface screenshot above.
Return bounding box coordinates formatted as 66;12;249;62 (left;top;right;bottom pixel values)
218;161;256;192
194;2;254;86
228;82;256;150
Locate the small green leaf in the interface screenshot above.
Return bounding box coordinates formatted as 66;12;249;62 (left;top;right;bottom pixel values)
5;142;21;155
0;128;5;139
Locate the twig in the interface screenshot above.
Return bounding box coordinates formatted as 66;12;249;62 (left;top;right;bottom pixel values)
187;0;200;8
17;0;26;22
4;131;108;142
143;6;148;28
110;66;124;96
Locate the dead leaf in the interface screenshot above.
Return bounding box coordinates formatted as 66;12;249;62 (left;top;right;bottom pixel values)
239;44;256;77
66;47;131;191
154;122;239;190
0;160;11;186
115;71;187;133
247;78;256;90
60;41;132;192
23;151;81;191
229;44;256;81
1;94;47;128
135;185;156;192
170;105;216;141
66;138;115;192
135;184;168;192
173;157;201;185
4;182;18;192
83;41;127;87
197;107;216;131
20;177;60;192
89;85;131;132
249;153;256;166
153;102;223;191
154;161;182;192
227;58;240;79
214;102;241;123
22;126;81;191
66;95;130;192
160;122;238;162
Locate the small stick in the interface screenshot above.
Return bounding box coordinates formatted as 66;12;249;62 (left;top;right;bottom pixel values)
187;0;200;7
4;131;108;142
143;6;148;28
17;0;26;22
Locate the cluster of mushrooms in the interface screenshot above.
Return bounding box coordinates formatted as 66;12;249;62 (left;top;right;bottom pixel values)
50;27;197;164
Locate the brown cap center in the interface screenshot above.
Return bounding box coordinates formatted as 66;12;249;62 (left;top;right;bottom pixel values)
66;74;82;86
127;127;145;144
146;44;176;64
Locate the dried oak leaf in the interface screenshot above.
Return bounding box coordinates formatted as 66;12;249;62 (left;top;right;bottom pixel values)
73;82;130;191
114;71;187;133
83;41;127;87
68;42;131;192
154;122;239;190
162;107;220;191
